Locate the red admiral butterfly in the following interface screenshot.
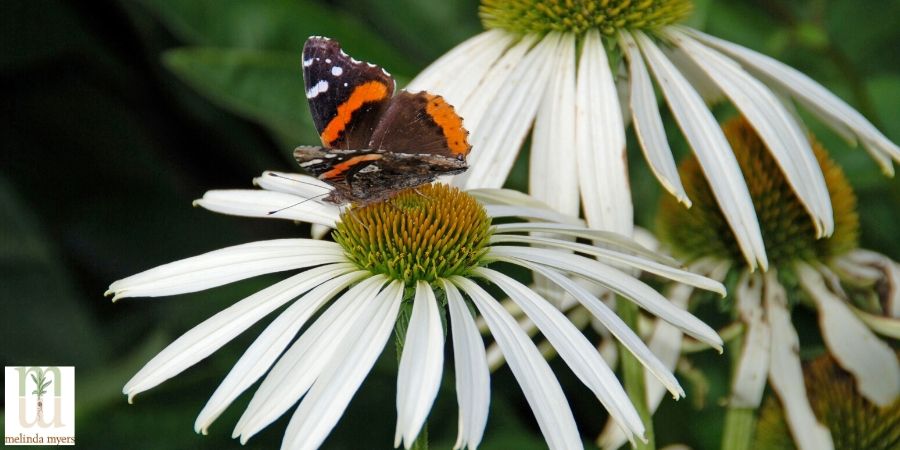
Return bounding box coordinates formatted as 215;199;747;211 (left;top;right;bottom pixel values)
296;36;472;206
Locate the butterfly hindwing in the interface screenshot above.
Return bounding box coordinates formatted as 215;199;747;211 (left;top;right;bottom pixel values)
368;91;472;158
302;37;396;149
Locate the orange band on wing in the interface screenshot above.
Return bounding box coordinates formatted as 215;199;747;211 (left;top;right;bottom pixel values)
425;95;471;156
321;154;383;179
320;81;390;146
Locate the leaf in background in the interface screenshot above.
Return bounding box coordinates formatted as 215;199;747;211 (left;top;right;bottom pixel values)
0;176;108;367
163;47;317;145
139;0;415;75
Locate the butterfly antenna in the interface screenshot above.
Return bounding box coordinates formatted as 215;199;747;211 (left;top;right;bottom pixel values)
266;172;333;191
267;192;331;215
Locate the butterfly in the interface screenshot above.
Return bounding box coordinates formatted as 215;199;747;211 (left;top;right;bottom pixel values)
295;36;472;206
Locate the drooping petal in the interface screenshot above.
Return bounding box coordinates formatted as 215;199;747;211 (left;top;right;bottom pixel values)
730;271;770;407
512;260;683;398
635;30;767;270
489;246;723;349
796;263;900;406
685;27;900;175
455;33;559;189
107;239;345;300
575;29;632;234
482;204;583;225
491;222;680;266
765;272;834;450
667;29;833;238
452;276;583;450
407;29;515;108
840;249;900;318
234;275;387;442
194;189;340;227
619;31;689;206
476;267;645;442
443;280;490;450
194;269;367;433
281;281;404;450
395;282;445;448
122;263;354;402
530;33;579;216
489;234;725;295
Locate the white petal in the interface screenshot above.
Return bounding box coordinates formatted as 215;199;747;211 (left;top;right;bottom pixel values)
455;34;537;128
575;29;632;234
395;282;445;448
476;267;645;441
467;187;562;209
492;222;680;267
729;271;770;408
686;27;900;174
107;239;345;300
667;29;833;237
234;275;387;442
456;33;558;189
513;261;683;398
452;276;583;450
443;280;490;450
407;29;515;108
530;33;579;216
764;275;834;450
194;189;340;227
194;269;367;433
122;263;354;402
796;263;900;405
619;31;689;206
489;246;722;349
489;234;725;295
482;204;583;225
841;249;900;318
254;171;335;199
310;223;331;240
635;30;767;271
281;281;403;450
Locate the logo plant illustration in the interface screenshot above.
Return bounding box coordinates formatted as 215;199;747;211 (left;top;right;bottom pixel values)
30;369;52;422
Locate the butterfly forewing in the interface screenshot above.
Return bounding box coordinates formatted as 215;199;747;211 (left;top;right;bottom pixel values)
302;37;396;149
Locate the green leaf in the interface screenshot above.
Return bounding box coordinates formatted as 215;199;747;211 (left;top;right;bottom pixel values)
163;47;317;145
139;0;414;74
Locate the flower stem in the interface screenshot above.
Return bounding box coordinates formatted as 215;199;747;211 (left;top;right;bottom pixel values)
721;407;756;450
617;298;655;450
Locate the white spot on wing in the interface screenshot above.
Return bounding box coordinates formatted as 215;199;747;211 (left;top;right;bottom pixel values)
358;164;380;173
331;66;343;76
343;82;348;87
325;58;332;64
306;80;329;98
303;58;314;67
366;62;376;67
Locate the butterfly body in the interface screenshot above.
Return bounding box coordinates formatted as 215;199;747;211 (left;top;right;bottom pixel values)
297;36;471;205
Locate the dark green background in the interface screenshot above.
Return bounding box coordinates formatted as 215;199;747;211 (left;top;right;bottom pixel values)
2;0;898;448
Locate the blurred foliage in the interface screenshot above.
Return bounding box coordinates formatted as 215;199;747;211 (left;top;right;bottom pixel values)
1;0;897;449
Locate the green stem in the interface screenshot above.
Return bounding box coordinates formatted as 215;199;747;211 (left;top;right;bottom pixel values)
617;299;655;450
720;329;757;450
721;407;757;450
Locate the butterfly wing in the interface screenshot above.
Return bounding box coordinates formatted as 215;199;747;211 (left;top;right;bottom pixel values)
302;37;396;149
368;91;471;158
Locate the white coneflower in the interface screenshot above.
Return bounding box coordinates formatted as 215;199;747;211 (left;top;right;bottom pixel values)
106;174;725;450
641;117;900;450
408;0;899;270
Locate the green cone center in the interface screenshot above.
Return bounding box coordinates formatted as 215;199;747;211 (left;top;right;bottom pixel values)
657;116;859;268
480;0;693;36
333;184;492;286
